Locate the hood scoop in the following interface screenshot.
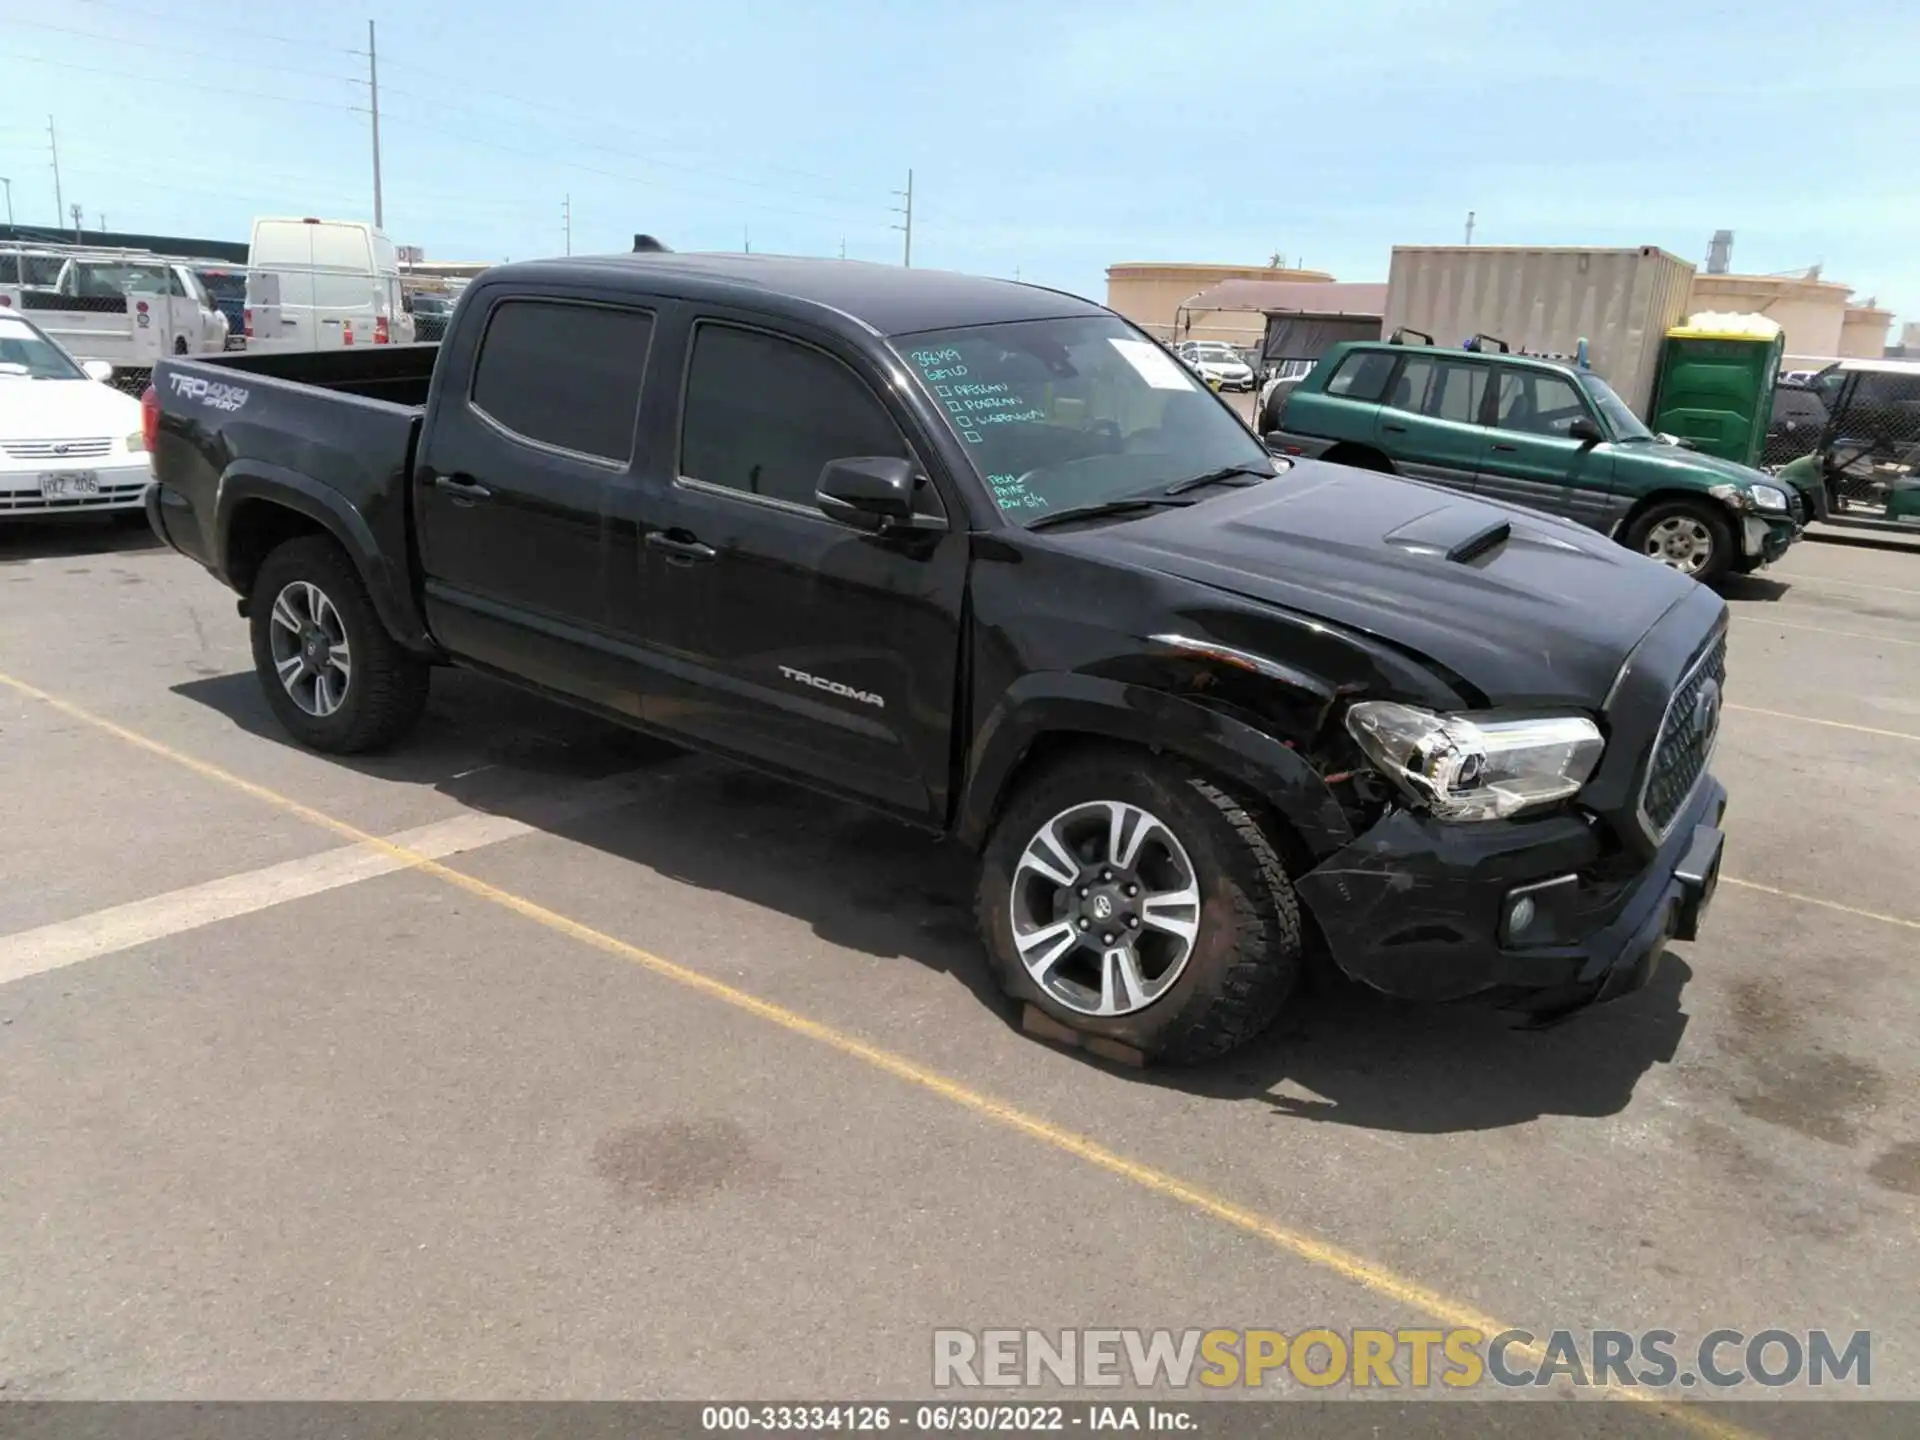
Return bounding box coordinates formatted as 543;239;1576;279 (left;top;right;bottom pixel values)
1383;505;1513;564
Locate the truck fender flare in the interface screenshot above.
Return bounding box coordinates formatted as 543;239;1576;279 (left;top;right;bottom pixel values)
216;462;435;654
955;672;1356;860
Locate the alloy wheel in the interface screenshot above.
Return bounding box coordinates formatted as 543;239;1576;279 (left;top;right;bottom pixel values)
1008;799;1202;1017
267;580;353;717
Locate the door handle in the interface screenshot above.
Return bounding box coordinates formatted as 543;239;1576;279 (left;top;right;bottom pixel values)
1492;443;1519;452
646;528;718;565
1383;423;1408;433
434;474;492;503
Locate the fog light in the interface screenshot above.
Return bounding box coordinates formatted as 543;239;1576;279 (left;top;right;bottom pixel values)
1501;874;1580;948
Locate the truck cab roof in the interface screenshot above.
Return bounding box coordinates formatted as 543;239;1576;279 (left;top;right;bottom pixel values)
480;252;1106;338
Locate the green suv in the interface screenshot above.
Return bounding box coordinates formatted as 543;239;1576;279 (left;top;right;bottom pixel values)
1264;339;1803;584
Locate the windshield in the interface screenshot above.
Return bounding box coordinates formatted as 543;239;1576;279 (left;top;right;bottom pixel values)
1193;346;1237;362
1578;373;1653;441
0;316;84;380
899;315;1271;523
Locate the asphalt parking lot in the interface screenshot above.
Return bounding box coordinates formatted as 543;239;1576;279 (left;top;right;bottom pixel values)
1;511;1917;1430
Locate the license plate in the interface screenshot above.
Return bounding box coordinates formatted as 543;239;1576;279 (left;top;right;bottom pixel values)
39;471;100;499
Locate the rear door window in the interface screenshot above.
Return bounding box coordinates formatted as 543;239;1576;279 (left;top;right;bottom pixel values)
1383;357;1437;413
469;299;654;463
1324;350;1396;402
1425;360;1490;423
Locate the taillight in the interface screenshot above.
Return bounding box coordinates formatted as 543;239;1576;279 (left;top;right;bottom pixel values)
243;307;254;339
342;320;355;346
0;295;11;307
374;315;390;345
140;385;160;452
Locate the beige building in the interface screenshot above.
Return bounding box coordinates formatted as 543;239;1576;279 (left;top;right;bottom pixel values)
1107;261;1335;344
1687;271;1891;369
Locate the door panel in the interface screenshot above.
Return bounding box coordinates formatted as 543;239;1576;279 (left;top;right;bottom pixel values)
1476;368;1620;528
415;296;657;692
1373;355;1490;493
643;316;966;823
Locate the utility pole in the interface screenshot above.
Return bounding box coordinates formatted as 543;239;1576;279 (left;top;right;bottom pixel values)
47;116;63;226
367;20;384;227
839;238;846;260
69;202;83;241
562;194;571;255
97;212;106;232
1;177;12;227
1464;210;1476;245
891;168;913;267
743;225;750;254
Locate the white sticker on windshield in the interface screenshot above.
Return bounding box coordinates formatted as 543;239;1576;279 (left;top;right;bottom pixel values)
1109;338;1197;391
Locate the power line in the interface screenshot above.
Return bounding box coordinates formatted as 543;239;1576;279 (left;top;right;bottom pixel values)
71;0;344;58
0;16;361;87
0;48;361;114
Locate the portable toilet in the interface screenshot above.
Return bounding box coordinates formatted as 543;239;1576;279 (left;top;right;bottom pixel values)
1649;312;1786;468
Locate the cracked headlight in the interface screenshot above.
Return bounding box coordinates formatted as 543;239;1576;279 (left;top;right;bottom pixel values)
1345;702;1605;821
1748;483;1789;513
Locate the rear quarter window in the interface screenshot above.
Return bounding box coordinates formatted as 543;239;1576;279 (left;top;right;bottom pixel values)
1325;350;1396;402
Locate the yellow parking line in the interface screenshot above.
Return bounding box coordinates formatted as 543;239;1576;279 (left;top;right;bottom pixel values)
1732;614;1920;649
0;668;1759;1439
1721;877;1920;931
1724;703;1920;743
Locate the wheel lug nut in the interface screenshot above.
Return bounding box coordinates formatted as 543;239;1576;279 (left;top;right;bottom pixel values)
1101;870;1112;881
1102;933;1116;946
1077;918;1090;931
1078;887;1089;898
1125;884;1138;897
1126;916;1139;929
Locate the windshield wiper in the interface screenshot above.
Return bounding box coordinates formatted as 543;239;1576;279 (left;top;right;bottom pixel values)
1025;495;1196;531
1162;463;1274;495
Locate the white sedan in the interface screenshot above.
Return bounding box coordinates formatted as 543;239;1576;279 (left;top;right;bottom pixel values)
0;311;150;517
1177;343;1256;392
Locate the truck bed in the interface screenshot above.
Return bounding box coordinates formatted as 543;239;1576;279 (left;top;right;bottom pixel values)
148;345;442;616
192;342;440;408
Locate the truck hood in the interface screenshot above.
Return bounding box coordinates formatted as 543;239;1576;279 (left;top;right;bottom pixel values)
1080;461;1697;707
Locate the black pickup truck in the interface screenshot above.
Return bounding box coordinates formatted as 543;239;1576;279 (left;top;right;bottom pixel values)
143;249;1729;1063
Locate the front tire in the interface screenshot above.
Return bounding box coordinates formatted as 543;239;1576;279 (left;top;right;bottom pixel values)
249;535;429;753
976;749;1304;1064
1624;499;1734;585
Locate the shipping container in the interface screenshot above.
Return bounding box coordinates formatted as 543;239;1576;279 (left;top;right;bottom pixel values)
1382;245;1696;417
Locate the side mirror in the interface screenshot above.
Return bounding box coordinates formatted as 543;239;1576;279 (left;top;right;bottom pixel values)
1567;416;1604;445
82;359;114;383
816;455;938;532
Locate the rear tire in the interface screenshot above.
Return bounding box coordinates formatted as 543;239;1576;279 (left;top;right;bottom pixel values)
1624;499;1734;586
249;535;429;754
976;749;1303;1065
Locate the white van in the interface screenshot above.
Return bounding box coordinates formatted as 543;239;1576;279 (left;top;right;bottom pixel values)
244;217;415;351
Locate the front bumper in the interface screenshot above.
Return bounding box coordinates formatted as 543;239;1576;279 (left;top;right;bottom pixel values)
0;462;151;516
1293;775;1727;1023
1741;514;1799;562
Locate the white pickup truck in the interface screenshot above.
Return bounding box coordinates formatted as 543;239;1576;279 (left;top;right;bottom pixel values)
0;255;228;377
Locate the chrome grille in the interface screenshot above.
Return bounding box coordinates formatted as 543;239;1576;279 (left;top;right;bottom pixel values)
3;437;113;459
1639;631;1727;839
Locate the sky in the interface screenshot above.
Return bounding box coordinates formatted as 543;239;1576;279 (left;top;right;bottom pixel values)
2;0;1914;331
